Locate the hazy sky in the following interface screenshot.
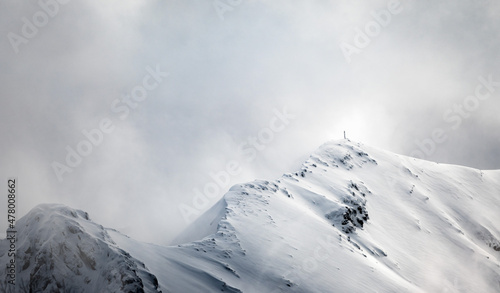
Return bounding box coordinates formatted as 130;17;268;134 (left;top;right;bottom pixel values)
1;0;499;244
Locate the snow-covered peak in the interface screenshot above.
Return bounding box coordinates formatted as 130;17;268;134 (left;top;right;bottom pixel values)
169;139;500;292
1;204;161;293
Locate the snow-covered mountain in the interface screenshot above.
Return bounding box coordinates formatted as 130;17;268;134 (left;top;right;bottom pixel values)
2;140;500;292
0;204;161;293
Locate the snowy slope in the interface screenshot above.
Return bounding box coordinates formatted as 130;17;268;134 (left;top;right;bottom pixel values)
117;140;500;292
0;204;161;293
2;140;500;292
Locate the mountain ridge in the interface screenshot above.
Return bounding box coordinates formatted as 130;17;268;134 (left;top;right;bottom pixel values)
2;140;500;292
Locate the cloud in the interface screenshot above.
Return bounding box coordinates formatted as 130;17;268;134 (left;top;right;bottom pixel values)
1;0;499;244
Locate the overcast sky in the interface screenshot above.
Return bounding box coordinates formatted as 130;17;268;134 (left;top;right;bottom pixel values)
1;0;499;244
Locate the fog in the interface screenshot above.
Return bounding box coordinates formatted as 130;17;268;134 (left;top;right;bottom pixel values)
0;0;499;244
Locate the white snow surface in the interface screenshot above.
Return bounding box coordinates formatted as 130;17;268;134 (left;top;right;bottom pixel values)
2;140;500;292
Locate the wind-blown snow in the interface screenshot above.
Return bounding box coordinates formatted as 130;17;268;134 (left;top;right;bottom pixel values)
2;140;500;292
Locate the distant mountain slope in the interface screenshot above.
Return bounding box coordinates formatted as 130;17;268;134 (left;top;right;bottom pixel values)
0;204;161;293
2;140;500;292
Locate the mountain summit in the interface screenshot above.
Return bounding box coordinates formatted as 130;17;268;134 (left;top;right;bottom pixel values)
0;204;161;292
2;140;500;292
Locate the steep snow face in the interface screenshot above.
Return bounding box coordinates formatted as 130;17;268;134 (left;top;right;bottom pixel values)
0;204;161;293
2;140;500;293
163;140;500;292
